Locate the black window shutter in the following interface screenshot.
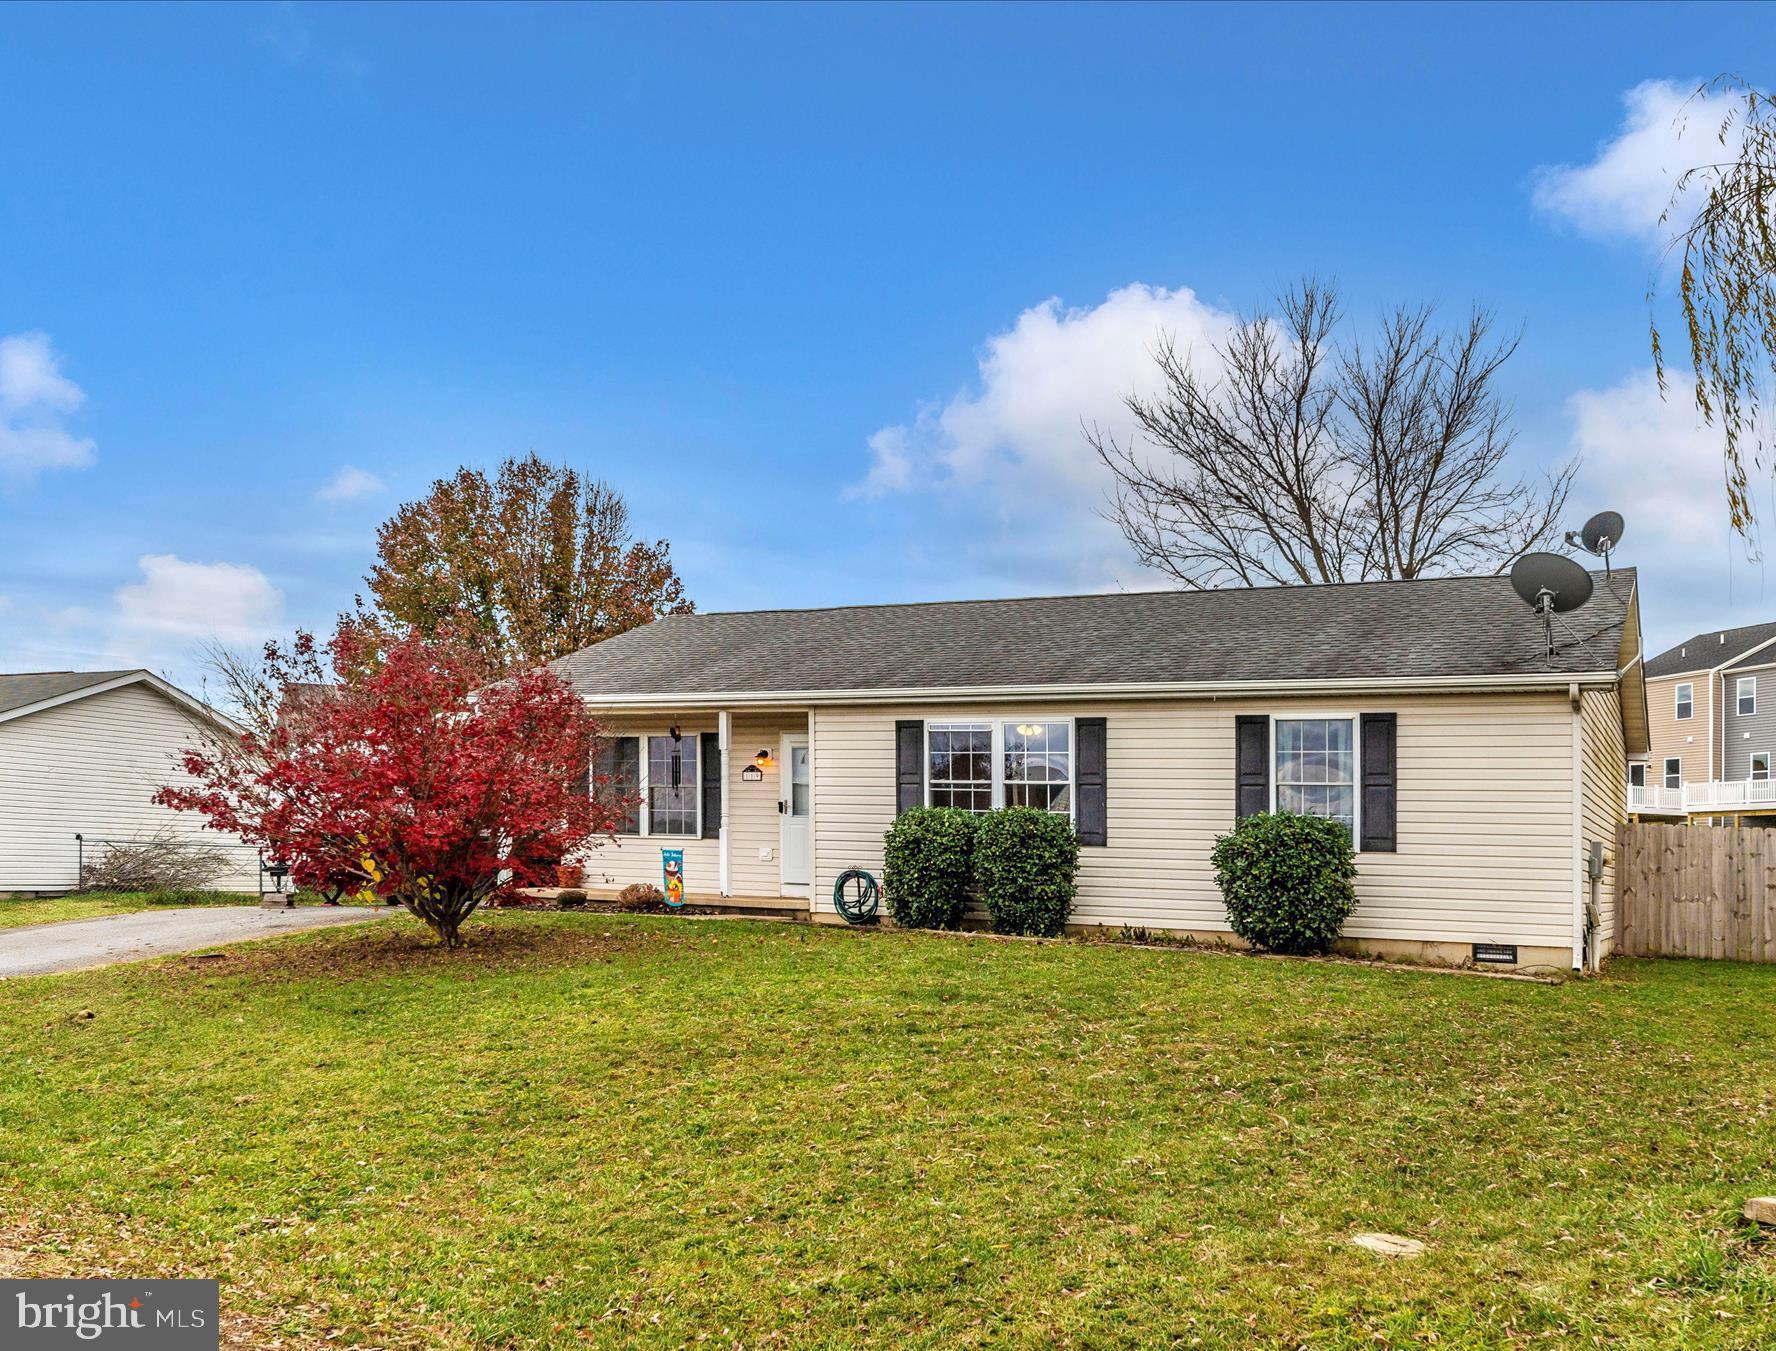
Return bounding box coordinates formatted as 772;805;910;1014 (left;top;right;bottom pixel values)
1075;717;1107;846
895;720;924;815
1359;713;1397;852
1235;715;1270;821
700;731;722;839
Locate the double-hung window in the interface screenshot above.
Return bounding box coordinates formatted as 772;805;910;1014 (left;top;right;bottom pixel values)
925;719;1075;818
1676;683;1694;720
1739;676;1758;716
1753;753;1771;782
1664;757;1682;790
1274;717;1356;840
593;733;699;836
646;734;699;836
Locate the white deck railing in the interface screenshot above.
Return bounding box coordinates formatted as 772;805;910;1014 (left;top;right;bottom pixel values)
1627;784;1685;815
1628;779;1776;816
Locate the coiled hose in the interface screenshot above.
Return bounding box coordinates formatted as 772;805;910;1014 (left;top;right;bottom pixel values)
832;868;880;925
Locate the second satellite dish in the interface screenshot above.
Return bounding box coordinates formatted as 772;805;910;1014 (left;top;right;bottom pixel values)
1580;510;1624;555
1510;552;1594;614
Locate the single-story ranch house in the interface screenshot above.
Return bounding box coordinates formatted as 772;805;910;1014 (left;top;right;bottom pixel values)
0;669;256;894
553;568;1647;973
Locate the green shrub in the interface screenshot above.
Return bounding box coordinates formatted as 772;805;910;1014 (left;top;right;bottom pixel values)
883;807;978;929
1210;811;1357;955
974;807;1079;938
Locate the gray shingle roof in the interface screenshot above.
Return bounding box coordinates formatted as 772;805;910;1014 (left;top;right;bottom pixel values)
552;569;1636;701
0;670;141;718
1645;621;1776;678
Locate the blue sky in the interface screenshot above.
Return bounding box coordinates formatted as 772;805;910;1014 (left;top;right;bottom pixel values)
0;1;1770;688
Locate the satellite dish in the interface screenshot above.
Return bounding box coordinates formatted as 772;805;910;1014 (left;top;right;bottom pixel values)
1511;552;1595;663
1580;510;1624;555
1563;509;1626;576
1511;552;1594;614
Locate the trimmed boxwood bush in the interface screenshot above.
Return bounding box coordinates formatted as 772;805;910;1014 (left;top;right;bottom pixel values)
883;807;978;929
975;806;1080;938
1210;811;1357;955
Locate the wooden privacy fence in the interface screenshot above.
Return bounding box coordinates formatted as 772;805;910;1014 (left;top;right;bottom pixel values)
1617;821;1776;962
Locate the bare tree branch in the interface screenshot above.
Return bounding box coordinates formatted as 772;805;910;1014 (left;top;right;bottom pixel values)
1092;280;1575;587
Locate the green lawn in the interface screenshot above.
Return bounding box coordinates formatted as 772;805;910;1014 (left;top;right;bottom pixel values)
2;914;1774;1348
0;889;261;930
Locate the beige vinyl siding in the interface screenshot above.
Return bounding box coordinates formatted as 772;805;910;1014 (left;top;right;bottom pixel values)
812;691;1581;951
1580;686;1626;960
1645;672;1705;785
574;712;806;895
0;682;256;892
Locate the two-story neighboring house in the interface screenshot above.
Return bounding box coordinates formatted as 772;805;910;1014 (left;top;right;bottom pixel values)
1634;621;1776;822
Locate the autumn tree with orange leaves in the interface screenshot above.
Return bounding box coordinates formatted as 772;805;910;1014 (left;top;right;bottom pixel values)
340;453;692;675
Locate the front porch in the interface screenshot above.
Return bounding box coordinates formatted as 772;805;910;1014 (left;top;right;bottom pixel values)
574;706;820;906
519;884;811;921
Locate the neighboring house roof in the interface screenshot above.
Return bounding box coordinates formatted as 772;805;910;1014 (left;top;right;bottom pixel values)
552;568;1638;703
1645;621;1776;678
0;670;141;718
0;669;243;734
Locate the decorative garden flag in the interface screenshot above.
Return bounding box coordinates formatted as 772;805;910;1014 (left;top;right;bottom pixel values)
661;848;685;908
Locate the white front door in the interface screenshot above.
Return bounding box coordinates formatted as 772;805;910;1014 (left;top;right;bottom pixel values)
780;734;810;893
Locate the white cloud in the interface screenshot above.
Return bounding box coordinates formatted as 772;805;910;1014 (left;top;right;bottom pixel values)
114;554;284;644
0;331;85;412
0;331;95;477
1569;368;1726;555
853;283;1235;503
315;464;386;502
1532;78;1742;243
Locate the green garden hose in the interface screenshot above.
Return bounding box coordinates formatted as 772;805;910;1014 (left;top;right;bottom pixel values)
832;868;880;925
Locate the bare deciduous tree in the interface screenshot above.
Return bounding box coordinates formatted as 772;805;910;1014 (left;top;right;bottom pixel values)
1090;280;1576;588
1651;76;1776;535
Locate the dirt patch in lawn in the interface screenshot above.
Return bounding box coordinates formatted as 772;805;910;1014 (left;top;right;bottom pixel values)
157;911;713;986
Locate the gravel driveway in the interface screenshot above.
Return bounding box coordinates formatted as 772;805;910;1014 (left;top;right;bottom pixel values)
0;905;393;979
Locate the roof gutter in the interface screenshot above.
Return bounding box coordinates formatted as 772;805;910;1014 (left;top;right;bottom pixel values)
574;669;1625;710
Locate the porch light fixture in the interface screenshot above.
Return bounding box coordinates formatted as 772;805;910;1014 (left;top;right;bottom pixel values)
742;748;772;782
1015;723;1041;737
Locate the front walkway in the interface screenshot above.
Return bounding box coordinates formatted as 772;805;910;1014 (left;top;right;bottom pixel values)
0;905;393;979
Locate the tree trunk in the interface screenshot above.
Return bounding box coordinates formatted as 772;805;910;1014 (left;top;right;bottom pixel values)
405;884;485;948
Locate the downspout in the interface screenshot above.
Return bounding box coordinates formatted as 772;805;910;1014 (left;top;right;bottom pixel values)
1571;682;1584;973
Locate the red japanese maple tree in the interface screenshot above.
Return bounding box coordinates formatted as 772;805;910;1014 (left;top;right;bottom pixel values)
157;626;615;946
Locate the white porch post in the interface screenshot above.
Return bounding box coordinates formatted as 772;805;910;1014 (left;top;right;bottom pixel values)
718;709;732;897
806;707;818;913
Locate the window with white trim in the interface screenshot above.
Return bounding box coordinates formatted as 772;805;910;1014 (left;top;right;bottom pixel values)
1739;675;1758;716
646;734;699;836
1274;717;1355;839
927;723;992;812
1664;757;1682;789
1676;683;1694;720
1002;720;1072;814
1753;753;1771;782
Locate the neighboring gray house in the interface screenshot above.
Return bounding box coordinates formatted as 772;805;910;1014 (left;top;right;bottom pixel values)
0;670;256;894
